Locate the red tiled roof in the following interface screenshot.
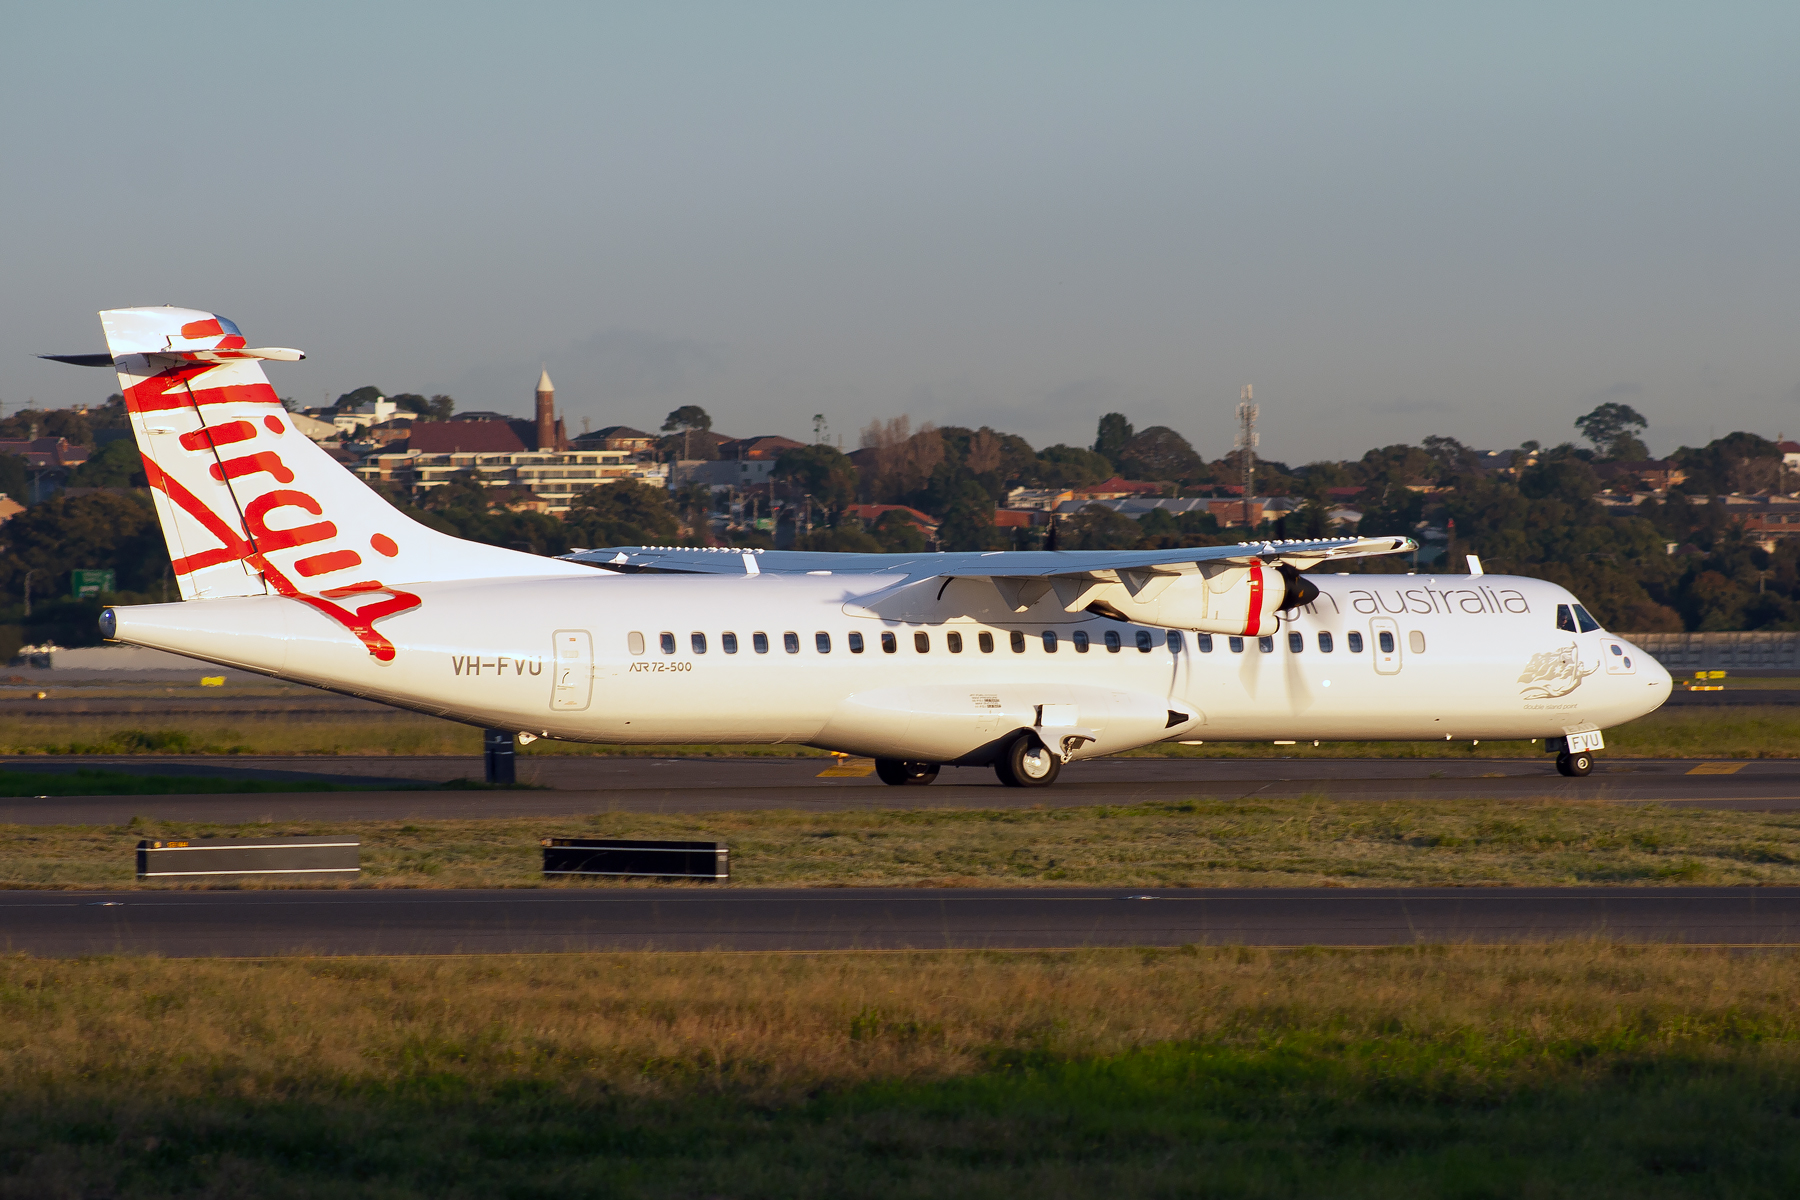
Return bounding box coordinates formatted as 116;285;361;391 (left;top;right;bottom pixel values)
844;503;938;529
402;422;527;454
719;435;806;460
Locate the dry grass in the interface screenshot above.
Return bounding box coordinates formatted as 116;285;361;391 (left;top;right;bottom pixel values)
7;796;1800;889
3;704;1796;759
3;945;1799;1196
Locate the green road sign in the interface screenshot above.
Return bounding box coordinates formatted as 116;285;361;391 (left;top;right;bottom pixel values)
72;569;116;598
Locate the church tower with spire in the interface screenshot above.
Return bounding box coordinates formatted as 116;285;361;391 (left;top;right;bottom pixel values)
534;368;565;451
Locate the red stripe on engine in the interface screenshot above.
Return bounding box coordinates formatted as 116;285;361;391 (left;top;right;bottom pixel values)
1244;562;1264;636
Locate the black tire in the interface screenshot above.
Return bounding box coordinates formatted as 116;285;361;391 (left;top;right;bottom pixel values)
1556;751;1594;777
875;758;939;786
994;733;1062;788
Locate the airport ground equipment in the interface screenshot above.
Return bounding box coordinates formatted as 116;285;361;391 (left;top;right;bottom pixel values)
483;728;516;784
136;835;360;881
541;838;730;882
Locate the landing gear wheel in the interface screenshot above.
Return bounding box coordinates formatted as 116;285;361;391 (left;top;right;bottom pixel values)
875;759;939;786
995;733;1062;788
1556;751;1594;777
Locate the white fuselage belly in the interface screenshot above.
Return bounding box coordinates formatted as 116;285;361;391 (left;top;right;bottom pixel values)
108;570;1672;760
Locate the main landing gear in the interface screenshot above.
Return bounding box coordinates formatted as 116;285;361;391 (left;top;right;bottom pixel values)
1556;749;1594;777
875;759;939;786
995;732;1061;788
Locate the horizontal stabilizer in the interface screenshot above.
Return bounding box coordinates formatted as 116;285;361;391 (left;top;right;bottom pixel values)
39;353;114;367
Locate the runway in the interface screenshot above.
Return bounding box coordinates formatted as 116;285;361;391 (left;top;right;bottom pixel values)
6;754;1800;824
7;886;1800;956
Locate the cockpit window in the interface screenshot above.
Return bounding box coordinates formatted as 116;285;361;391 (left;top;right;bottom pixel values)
1573;604;1601;633
1555;604;1577;632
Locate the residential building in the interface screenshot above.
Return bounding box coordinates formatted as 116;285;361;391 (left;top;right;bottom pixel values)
354;444;668;515
0;436;89;502
573;425;657;455
842;503;939;537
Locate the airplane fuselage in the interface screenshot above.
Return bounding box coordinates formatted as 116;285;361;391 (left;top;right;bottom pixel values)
108;569;1673;763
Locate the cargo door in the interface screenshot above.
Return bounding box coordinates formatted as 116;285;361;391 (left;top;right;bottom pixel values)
1369;617;1402;675
551;629;594;711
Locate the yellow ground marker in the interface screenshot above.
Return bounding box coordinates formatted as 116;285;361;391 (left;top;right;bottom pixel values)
1687;762;1746;775
817;756;877;778
199;676;225;687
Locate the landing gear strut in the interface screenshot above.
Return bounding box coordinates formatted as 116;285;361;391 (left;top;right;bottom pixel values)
994;732;1061;788
875;759;939;786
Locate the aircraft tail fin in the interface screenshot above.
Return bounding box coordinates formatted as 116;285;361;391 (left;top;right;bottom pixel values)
95;306;587;659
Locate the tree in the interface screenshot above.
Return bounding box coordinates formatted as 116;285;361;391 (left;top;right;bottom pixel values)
389;393;456;422
773;444;858;515
66;439;146;488
1673;433;1779;495
1116;426;1202;482
0;490;168;597
563;481;681;547
1065;504;1144;550
1034;444;1113;488
936;479;1004;551
1575;402;1649;461
661;405;713;461
1093;413;1133;465
0;452;26;503
871;509;929;553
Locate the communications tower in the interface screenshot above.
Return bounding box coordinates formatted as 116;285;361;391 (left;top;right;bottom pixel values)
1235;385;1258;529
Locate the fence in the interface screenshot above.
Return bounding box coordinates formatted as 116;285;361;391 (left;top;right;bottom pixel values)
1620;631;1800;674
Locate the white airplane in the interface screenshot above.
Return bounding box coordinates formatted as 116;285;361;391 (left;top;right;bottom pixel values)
50;307;1671;786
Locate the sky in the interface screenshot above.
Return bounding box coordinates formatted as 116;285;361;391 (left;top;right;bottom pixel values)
3;1;1797;464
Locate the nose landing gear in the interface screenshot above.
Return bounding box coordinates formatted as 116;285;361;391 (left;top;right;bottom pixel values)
1556;749;1594;777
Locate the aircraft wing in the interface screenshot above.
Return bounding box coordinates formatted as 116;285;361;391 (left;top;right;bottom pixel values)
563;535;1417;581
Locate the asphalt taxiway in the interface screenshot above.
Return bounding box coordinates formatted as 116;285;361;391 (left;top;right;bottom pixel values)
5;754;1800;824
7;886;1799;956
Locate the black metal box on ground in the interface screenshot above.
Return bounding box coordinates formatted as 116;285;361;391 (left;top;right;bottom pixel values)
136;836;361;881
542;838;729;881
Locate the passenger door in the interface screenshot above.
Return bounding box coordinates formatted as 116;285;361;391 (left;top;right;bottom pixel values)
1369;618;1402;675
551;629;594;711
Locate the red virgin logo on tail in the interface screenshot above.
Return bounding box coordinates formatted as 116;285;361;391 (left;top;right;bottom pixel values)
129;363;420;661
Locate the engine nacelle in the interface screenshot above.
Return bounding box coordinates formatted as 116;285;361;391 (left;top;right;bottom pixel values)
1091;561;1318;636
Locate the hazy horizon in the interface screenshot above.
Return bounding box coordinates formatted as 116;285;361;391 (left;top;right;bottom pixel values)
5;2;1797;463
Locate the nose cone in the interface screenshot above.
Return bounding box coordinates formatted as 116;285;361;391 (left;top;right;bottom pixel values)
1631;640;1674;716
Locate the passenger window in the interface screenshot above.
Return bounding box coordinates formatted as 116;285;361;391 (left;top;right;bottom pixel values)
1011;630;1027;653
1555;604;1577;632
691;632;707;654
1104;630;1121;653
1042;631;1058;653
881;631;897;653
1288;632;1303;653
1198;634;1213;653
946;631;963;653
978;631;995;653
849;632;864;654
783;632;800;654
628;631;645;655
660;632;676;654
914;631;930;652
1258;636;1274;653
1135;631;1153;653
722;632;738;654
1347;631;1364;653
1073;630;1090;653
1229;636;1244;653
1318;632;1333;653
1573;605;1601;633
1167;631;1184;653
1408;630;1425;654
1378;631;1396;654
816;632;831;653
753;632;769;654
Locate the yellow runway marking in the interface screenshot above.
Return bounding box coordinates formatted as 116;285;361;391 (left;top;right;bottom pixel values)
817;757;877;778
1687;762;1747;775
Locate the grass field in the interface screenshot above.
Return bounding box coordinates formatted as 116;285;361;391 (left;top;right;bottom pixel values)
2;945;1797;1197
3;703;1799;759
8;795;1800;889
